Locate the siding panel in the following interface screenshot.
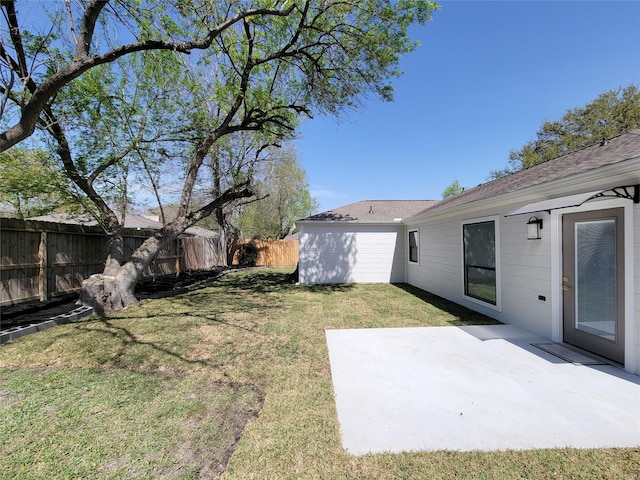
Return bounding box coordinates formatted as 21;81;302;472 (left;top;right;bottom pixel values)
634;203;640;374
299;224;405;284
408;208;554;337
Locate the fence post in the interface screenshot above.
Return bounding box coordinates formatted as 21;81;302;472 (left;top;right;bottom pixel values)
175;238;181;276
38;231;48;301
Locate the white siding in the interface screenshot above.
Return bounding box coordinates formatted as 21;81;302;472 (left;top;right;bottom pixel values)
299;224;405;284
407;206;554;338
408;195;639;374
408;220;461;297
499;214;553;337
634;202;640;374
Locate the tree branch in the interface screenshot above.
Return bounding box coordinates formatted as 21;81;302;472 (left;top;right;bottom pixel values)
2;0;28;79
187;182;254;227
64;0;79;45
75;0;106;59
0;2;295;152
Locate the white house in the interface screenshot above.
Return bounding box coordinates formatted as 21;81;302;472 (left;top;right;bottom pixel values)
297;129;640;374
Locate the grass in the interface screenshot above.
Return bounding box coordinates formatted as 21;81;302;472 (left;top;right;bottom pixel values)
1;268;638;479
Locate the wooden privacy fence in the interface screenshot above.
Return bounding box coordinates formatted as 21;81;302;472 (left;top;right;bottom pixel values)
0;218;224;307
229;239;299;267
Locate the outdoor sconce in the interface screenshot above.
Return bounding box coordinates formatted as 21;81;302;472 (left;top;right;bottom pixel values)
527;216;543;240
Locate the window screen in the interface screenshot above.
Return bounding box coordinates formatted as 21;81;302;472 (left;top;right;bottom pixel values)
463;221;496;304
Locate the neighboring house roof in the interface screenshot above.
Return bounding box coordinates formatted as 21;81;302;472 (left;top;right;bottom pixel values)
183;225;219;238
28;213;160;229
298;200;439;223
25;213;79;224
412;128;640;218
27;213;218;237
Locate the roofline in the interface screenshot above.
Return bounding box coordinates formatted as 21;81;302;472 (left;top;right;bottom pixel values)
296;219;405;226
405;155;640;223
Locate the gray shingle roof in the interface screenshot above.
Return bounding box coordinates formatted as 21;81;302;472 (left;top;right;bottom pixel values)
415;128;640;217
299;200;438;222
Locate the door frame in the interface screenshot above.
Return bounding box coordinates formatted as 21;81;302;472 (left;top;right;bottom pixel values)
550;198;635;372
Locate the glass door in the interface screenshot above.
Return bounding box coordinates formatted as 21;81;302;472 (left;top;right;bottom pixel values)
562;208;624;364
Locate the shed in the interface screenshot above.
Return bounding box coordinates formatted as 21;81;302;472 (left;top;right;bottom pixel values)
296;200;437;284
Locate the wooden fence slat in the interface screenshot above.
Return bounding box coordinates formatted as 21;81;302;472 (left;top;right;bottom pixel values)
181;236;225;270
39;232;47;302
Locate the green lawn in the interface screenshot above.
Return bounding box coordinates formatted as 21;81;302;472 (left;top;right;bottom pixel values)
1;268;638;479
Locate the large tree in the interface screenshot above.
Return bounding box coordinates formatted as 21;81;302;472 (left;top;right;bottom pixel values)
441;179;464;199
0;0;438;312
490;84;640;178
238;145;318;239
198;131;282;263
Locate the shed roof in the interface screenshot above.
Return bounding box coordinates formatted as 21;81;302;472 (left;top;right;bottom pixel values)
298;200;438;223
413;129;640;218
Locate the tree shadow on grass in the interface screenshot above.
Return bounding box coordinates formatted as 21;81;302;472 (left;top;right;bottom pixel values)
299;283;356;294
49;269;354;374
16;297;269;478
48;295;255;378
221;268;296;292
209;268;356;294
72;317;223;372
105;268;354;324
391;283;501;326
98;268;294;324
190;267;355;311
12;320;265;479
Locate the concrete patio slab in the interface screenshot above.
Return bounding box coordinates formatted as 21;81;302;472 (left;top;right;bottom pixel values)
325;324;640;455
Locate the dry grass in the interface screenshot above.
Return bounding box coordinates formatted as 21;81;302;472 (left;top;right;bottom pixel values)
1;268;638;479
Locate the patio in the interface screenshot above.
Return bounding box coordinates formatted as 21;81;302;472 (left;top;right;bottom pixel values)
326;324;640;455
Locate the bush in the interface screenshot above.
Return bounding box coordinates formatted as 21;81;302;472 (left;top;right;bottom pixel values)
237;242;259;266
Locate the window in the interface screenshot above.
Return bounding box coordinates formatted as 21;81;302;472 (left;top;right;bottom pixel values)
463;220;496;305
408;229;419;263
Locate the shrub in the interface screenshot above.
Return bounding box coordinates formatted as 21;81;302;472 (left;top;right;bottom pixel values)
237;242;259;266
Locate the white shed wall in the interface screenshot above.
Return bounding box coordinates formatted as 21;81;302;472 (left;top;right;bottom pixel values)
299;224;405;284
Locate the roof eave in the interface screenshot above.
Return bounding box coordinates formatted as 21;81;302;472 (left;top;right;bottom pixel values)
405;156;640;223
295;219;405;226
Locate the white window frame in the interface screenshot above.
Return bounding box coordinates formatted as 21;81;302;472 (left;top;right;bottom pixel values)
408;228;419;264
461;216;501;311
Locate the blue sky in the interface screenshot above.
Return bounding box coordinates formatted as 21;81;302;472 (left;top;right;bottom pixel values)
295;1;640;214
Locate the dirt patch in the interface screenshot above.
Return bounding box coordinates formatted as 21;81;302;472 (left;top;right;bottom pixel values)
0;367;264;480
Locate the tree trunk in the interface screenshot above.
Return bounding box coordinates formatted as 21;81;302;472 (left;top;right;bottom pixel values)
79;271;138;314
215;206;229;267
103;226;125;275
78;185;254;313
79;226;180;313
